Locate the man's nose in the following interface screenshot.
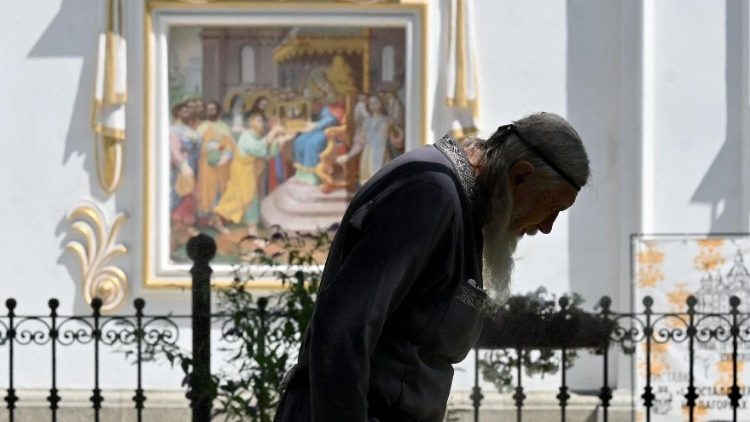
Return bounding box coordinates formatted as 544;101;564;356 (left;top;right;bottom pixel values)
539;211;559;234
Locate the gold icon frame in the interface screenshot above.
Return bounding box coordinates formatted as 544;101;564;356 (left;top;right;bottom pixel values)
142;0;428;288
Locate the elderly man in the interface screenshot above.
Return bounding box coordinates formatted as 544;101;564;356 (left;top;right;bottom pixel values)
274;112;590;421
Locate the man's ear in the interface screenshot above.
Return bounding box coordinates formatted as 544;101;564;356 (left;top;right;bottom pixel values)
509;160;535;186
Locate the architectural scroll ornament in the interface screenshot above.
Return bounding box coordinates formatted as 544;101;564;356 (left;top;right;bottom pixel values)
66;204;128;312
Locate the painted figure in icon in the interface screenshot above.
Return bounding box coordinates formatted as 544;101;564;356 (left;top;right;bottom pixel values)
169;101;201;229
195;101;235;226
212;112;296;235
337;94;404;184
292;56;356;185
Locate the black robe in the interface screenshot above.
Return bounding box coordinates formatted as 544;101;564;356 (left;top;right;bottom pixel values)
275;140;487;422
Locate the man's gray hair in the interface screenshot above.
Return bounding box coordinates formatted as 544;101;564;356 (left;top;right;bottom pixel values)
465;112;591;206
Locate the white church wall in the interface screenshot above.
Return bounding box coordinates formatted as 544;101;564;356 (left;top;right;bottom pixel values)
0;0;195;391
648;1;744;234
1;0;746;399
449;0;574;394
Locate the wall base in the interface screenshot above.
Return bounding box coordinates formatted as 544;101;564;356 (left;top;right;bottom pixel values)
0;389;635;421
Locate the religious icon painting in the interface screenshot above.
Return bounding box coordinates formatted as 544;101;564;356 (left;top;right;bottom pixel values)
142;1;427;287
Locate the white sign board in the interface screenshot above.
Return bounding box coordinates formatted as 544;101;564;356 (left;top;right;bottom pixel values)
633;235;750;421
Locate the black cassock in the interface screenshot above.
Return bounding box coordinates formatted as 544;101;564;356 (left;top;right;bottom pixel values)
275;137;488;422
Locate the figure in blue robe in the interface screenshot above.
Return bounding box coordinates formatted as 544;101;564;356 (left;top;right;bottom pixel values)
292;106;339;184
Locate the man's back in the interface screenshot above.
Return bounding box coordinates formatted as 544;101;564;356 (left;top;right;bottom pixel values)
275;141;487;421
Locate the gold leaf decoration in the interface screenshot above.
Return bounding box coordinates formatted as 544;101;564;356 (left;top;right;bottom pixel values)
637;243;666;287
637;342;670;378
666;282;695;315
682;404;709;422
637;243;665;266
66;204;128;312
649;343;670;377
716;359;744;388
694;239;726;272
637;266;665;288
697;238;725;249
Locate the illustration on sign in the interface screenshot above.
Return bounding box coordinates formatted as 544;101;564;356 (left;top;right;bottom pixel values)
633;236;750;421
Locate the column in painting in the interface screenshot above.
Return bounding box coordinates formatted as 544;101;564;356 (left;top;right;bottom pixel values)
257;29;285;88
222;28;286;94
369;28;405;97
201;28;228;105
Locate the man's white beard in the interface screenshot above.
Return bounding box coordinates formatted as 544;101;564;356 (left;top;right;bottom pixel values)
482;217;519;305
481;176;536;304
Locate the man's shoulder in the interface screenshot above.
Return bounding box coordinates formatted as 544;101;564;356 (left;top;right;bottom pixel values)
363;146;463;199
385;144;449;170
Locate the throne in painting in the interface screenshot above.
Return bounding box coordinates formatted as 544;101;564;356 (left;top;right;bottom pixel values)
315;96;358;193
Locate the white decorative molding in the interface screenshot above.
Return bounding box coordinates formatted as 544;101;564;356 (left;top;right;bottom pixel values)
742;0;750;231
640;0;656;234
66;204;129;312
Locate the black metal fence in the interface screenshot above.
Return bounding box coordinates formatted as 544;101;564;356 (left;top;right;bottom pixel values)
1;234;749;421
472;294;750;422
0;235;216;422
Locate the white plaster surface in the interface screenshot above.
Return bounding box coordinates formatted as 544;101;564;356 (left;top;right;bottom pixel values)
0;0;747;400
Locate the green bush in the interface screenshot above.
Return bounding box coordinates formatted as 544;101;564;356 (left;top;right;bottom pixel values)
140;227;331;421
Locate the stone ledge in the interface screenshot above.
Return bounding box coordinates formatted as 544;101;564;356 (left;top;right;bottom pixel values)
0;389;190;422
4;388;189;407
0;389;635;422
447;390;634;422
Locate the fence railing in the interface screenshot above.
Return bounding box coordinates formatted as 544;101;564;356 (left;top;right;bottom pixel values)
472;294;750;422
0;234;221;422
1;234;749;421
